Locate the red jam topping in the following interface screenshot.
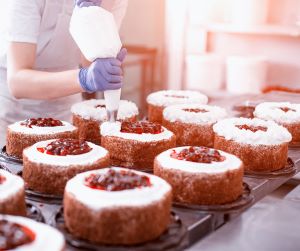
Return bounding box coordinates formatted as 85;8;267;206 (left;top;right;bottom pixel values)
165;94;188;99
85;169;152;191
236;124;267;132
95;104;106;109
0;175;6;185
280;107;296;113
120;121;163;134
20;118;63;128
183;108;208;113
170;146;226;163
37;139;92;156
0;219;36;250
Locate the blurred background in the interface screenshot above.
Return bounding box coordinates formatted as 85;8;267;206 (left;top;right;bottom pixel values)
120;0;300;110
1;0;300;110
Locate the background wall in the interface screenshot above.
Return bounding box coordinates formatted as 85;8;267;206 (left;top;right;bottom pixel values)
120;0;165;50
209;33;300;88
120;0;165;106
208;0;300;89
165;0;300;92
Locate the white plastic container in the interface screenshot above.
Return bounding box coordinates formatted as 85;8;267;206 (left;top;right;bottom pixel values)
226;56;268;94
186;54;223;91
230;0;269;26
70;6;122;120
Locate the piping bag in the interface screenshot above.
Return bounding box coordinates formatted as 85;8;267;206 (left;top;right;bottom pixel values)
69;6;122;122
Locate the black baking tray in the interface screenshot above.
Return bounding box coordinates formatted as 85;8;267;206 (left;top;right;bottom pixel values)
244;158;297;179
173;183;253;213
26;202;45;223
1;152;299;250
54;207;188;251
0;146;23;176
0;146;23;164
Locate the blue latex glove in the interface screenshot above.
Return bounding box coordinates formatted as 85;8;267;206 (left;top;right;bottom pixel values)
79;48;127;93
75;0;102;7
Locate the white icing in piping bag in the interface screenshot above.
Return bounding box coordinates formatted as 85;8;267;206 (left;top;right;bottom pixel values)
104;89;121;122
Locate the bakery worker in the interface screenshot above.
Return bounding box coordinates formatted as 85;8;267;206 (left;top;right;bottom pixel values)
0;0;127;145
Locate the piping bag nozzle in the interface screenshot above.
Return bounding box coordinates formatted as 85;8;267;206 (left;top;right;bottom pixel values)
104;89;121;123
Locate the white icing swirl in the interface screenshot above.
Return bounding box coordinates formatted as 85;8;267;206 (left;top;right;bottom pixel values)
71;99;139;121
163;104;227;124
8;121;77;135
213;117;292;146
100;122;174;142
156;147;242;174
0;169;24;201
23;139;108;166
65;167;171;211
0;215;65;251
147;90;208;107
254;102;300;124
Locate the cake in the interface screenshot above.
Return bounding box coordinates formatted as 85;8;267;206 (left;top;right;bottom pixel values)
100;121;176;170
147;90;208;123
0;169;26;216
6;118;78;159
213;118;292;172
23;138;110;195
163;104;227;147
254;102;300;145
71;99;138;145
0;215;65;250
64;167;172;245
154;146;243;205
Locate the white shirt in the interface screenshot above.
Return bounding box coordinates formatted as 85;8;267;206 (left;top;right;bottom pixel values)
0;0;128;70
0;0;128;145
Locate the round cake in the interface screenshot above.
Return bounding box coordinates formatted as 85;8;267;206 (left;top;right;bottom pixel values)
163;104;227;147
0;215;65;250
0;169;26;216
100;121;176;170
64;167;172;245
6;118;78;159
71;99;138;145
23;138;110;195
154;146;243;205
254;102;300;144
213;118;292;172
147;90;208;123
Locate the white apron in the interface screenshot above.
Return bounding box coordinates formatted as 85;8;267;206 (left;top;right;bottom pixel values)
0;0;82;145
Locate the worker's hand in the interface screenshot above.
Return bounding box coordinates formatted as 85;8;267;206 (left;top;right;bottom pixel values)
75;0;102;8
79;48;127;93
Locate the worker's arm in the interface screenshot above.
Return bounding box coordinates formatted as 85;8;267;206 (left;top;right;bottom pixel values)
7;42;82;100
7;42;126;100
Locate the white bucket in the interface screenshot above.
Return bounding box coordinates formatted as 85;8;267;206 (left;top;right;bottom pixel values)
186;54;223;91
226;56;268;94
230;0;269;25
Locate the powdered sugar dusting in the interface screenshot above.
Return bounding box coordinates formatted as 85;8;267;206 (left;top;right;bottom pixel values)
213;118;292;145
0;215;65;251
71;99;138;121
100;122;174;142
8;121;76;135
156;147;242;174
163;104;227;124
24;139;108;166
65;167;171;210
147;90;208;107
0;169;24;202
254;102;300;124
